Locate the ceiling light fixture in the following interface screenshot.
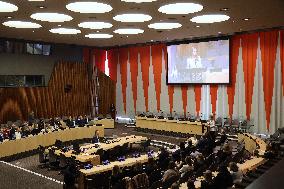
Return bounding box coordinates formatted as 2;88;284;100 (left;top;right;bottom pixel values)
0;1;18;12
114;28;144;34
6;16;12;19
113;13;152;22
31;13;73;22
158;3;203;14
190;14;230;23
243;18;250;21
85;33;113;39
220;8;229;11
3;20;42;28
49;28;81;35
78;21;113;29
196;25;200;28
38;6;46;9
121;0;157;3
148;22;182;30
66;2;112;13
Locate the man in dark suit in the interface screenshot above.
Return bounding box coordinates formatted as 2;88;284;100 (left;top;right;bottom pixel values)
92;130;100;143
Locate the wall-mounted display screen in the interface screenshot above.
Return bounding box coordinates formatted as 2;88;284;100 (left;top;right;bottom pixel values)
167;38;230;84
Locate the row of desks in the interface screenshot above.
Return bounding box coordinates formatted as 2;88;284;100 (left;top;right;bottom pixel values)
238;133;267;156
0;125;104;158
54;135;147;166
91;119;114;129
136;117;205;135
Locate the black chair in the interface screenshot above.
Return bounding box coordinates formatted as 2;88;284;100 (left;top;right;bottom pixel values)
48;148;59;169
38;146;48;168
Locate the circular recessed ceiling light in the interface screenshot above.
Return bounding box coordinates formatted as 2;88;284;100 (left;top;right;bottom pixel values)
78;21;113;29
113;13;152;22
114;28;144;34
85;33;113;39
66;2;112;13
158;3;203;14
148;22;182;30
121;0;157;3
49;28;81;34
31;13;73;22
2;20;42;28
190;14;230;23
0;1;18;12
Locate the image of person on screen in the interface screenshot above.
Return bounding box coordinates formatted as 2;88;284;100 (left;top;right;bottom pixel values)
187;47;202;69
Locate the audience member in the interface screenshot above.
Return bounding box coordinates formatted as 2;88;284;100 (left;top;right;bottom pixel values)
66;116;75;128
15;127;22;139
158;147;170;170
217;143;232;166
162;161;179;184
187;178;196;189
179;156;193;178
76;115;85;127
212;165;233;189
0;128;4;142
171;182;180;189
207;115;217;140
111;165;124;189
9;124;16;140
229;162;243;184
200;170;213;189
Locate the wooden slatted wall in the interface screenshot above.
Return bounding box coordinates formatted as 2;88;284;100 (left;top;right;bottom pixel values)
0;62;91;123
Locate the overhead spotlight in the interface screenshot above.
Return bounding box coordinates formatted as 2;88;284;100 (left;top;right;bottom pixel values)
196;25;200;28
37;6;46;9
243;18;250;21
220;8;229;11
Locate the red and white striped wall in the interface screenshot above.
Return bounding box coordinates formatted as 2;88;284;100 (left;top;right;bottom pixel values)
85;30;284;135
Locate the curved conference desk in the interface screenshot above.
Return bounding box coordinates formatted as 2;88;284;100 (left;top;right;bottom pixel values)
0;125;104;158
136;116;206;135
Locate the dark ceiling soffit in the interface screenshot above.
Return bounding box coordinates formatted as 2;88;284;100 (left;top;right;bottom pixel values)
0;26;283;51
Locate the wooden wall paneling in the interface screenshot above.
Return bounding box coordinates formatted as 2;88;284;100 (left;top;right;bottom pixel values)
0;62;91;124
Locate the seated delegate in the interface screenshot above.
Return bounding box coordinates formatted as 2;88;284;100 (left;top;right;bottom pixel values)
92;130;100;143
